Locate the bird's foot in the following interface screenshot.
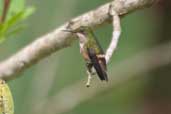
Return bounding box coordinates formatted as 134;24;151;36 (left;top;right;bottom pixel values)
86;70;92;87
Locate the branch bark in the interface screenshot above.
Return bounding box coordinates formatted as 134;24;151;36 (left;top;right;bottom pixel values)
0;0;157;80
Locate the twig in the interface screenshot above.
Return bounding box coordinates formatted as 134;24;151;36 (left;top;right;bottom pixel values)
0;0;10;23
105;4;121;63
0;0;157;80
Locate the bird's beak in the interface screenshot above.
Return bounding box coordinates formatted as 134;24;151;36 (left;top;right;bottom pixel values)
62;29;76;33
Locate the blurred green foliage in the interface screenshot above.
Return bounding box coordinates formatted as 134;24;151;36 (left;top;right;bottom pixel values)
0;0;34;43
0;0;160;114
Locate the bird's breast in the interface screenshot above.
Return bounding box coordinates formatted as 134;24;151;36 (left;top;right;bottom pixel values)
80;48;89;61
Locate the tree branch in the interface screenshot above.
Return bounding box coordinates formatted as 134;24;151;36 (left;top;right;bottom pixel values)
0;0;157;80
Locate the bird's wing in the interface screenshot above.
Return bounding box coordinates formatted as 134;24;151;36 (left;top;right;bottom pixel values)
87;48;108;81
89;29;105;54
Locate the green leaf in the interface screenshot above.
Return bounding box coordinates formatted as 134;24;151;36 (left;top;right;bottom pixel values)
0;23;6;39
21;7;35;20
0;11;25;38
6;25;25;37
8;0;25;16
0;0;35;44
0;7;35;39
5;7;35;30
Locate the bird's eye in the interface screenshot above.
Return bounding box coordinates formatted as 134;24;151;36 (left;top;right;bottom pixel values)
79;28;84;32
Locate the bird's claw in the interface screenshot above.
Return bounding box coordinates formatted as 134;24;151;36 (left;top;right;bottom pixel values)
86;70;92;87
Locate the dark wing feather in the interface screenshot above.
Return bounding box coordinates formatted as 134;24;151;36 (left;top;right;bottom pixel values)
87;48;108;81
88;29;107;70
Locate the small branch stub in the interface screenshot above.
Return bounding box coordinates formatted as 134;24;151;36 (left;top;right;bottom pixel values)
105;4;121;63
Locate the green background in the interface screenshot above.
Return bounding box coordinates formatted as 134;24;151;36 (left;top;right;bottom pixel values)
0;0;162;114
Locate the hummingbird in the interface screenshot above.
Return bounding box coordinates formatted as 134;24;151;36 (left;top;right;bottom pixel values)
64;26;108;83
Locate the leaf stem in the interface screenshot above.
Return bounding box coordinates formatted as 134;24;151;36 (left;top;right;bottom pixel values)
0;0;11;23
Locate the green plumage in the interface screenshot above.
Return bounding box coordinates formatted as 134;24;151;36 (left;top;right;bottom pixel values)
83;27;104;55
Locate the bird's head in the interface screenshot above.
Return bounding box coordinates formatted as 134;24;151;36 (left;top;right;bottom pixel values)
63;26;92;35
